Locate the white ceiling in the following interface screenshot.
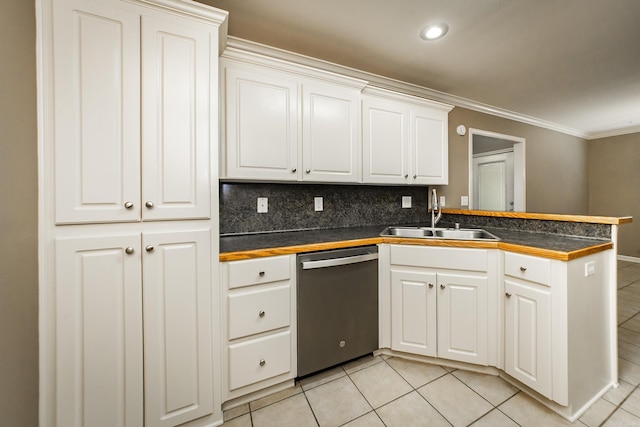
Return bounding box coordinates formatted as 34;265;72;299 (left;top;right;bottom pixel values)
198;0;640;139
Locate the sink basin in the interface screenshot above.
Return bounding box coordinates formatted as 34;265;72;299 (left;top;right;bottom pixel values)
384;227;434;238
381;226;500;241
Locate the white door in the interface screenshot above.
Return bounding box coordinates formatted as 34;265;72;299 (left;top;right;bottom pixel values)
362;96;409;184
437;273;488;365
55;234;143;427
141;14;212;220
302;82;361;182
391;269;437;357
143;229;214;427
224;64;299;180
412;106;448;185
473;151;515;211
53;0;141;224
504;279;552;398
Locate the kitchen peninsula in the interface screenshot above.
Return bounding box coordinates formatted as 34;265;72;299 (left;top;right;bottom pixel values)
220;209;631;421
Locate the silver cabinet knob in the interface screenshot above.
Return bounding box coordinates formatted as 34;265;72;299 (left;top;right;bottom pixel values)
404;174;409;179
145;245;154;252
506;292;512;298
125;247;134;255
291;168;297;173
519;266;527;272
259;310;265;318
413;174;417;179
440;284;446;289
305;169;311;174
428;283;434;288
145;201;154;208
124;201;134;209
259;359;266;367
259;271;265;277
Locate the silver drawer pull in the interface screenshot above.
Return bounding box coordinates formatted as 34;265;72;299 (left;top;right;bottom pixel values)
124;201;134;209
440;284;446;289
145;201;154;208
506;292;512;298
259;310;265;318
145;245;154;252
520;266;527;272
259;271;265;277
259;359;266;367
428;283;434;288
125;247;134;255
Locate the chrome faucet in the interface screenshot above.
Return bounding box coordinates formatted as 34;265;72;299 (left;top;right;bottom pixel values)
431;188;442;228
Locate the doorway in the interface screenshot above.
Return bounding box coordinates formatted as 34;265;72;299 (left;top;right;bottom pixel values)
468;129;525;211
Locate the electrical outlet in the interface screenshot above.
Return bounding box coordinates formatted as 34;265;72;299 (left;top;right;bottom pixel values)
439;196;445;207
402;196;412;208
585;261;595;277
314;196;323;212
461;196;469;206
257;197;268;213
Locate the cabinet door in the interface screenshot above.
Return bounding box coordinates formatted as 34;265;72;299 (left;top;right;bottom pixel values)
55;234;143;427
504;279;552;398
141;14;212;220
411;106;448;185
224;65;299;180
53;0;141;224
142;229;213;427
391;269;437;357
362;97;409;184
437;273;488;365
302;82;361;182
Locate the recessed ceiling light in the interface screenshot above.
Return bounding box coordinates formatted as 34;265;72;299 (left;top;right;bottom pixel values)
420;22;449;41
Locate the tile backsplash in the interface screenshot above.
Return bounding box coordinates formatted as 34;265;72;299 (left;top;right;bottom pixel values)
220;182;430;235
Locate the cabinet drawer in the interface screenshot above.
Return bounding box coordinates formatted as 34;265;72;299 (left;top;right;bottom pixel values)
227;256;291;289
228;284;291;339
390;245;487;272
504;252;551;286
228;331;292;390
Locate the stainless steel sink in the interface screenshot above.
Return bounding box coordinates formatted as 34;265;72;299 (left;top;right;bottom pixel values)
380;226;500;241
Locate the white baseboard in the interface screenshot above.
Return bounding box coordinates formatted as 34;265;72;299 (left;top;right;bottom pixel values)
618;255;640;263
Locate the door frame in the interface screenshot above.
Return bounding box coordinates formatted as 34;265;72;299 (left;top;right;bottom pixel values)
468;128;526;211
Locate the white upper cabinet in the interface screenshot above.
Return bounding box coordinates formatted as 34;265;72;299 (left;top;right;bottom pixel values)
140;14;212;221
53;0;212;224
224;65;299;180
363;88;452;185
302;82;361;182
221;58;366;183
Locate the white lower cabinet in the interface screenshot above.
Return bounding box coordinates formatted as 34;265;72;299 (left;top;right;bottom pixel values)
55;229;215;427
387;245;494;366
221;255;297;401
504;277;552;398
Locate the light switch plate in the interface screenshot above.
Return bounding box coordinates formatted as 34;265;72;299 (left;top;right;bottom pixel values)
402;196;412;208
439;196;446;207
257;197;268;213
461;196;469;206
314;197;323;212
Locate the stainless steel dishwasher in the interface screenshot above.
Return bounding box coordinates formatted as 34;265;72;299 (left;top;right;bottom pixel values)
297;245;378;377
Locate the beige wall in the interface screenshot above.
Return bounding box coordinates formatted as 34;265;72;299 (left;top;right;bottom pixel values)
434;107;590;215
0;1;39;425
588;133;640;258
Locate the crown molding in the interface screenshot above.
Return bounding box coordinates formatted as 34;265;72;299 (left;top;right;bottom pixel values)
224;37;596;139
587;125;640;140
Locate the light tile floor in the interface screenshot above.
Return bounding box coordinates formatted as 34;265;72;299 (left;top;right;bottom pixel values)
222;260;640;427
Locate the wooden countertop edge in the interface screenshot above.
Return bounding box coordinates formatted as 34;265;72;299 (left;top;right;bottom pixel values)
219;237;613;262
442;209;633;225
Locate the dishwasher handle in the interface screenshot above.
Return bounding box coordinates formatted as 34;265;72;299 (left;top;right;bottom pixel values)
301;252;378;270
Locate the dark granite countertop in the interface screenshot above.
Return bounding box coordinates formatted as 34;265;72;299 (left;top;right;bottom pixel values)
220;222;612;260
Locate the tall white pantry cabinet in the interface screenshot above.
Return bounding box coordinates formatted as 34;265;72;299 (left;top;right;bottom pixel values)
37;0;228;426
